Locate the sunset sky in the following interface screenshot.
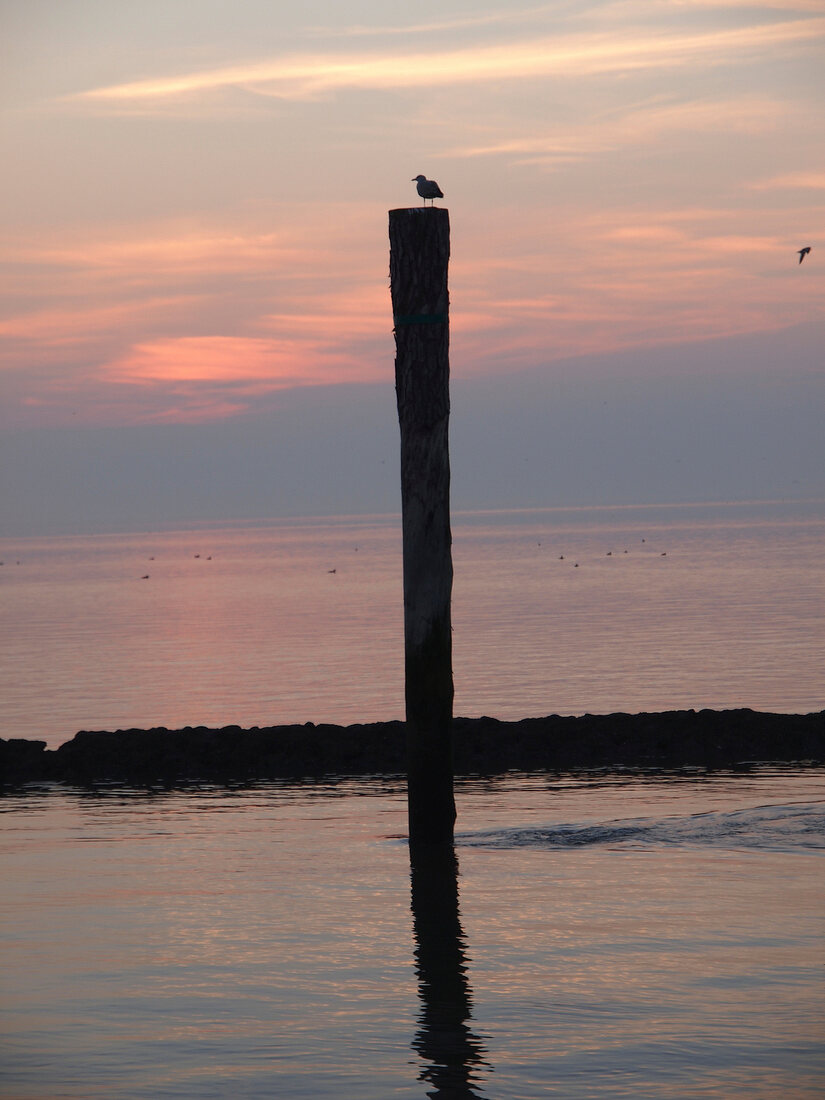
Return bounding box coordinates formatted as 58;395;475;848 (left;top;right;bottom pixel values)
2;0;823;535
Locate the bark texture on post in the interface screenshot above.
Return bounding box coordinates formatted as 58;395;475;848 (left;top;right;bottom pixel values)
389;207;455;846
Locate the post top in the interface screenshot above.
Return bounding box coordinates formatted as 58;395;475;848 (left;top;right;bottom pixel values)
389;207;449;216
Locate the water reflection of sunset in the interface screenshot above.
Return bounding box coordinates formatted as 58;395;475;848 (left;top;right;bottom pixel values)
5;773;823;1096
2;501;822;748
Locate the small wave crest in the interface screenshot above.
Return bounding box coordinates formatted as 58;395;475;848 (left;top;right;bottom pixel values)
459;802;825;853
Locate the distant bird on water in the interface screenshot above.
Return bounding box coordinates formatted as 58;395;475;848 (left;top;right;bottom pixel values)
797;246;811;264
412;175;443;206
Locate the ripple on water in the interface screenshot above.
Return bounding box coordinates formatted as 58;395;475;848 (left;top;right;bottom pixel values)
458;801;825;852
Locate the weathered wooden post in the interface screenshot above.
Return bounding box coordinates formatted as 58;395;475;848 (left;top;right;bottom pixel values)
389;206;455;847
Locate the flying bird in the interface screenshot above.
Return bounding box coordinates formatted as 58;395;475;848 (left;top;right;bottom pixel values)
412;175;443;206
797;246;811;264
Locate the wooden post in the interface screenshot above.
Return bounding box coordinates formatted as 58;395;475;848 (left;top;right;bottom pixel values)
389;206;455;847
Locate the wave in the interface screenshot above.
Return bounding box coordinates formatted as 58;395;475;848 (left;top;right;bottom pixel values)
458;801;825;853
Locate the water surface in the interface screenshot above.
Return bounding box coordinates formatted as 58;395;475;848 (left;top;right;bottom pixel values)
2;770;824;1098
2;499;822;747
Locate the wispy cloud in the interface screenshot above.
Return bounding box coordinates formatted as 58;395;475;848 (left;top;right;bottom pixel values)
0;215;393;423
748;171;825;191
102;335;363;388
589;0;825;17
305;3;560;39
445;199;822;379
0;298;189;350
452;95;792;161
98;328;387;422
72;17;825;107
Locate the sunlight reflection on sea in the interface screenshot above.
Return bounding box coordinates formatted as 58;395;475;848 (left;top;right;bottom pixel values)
1;770;824;1098
1;499;823;747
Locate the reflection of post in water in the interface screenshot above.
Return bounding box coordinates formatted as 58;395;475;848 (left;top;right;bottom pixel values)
410;844;489;1098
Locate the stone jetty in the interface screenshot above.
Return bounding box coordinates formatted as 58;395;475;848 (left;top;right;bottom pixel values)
1;709;823;787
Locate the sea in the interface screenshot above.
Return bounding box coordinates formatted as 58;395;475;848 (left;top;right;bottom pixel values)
1;499;823;747
2;500;824;1098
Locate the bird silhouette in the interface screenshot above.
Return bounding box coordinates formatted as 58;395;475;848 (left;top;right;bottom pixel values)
412;175;444;206
798;246;811;264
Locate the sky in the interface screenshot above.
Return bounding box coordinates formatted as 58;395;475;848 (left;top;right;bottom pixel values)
1;0;823;536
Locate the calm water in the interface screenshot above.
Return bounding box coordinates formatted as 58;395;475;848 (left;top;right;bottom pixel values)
1;499;823;748
2;770;824;1098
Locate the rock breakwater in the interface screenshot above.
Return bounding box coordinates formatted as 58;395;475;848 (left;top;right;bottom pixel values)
2;709;823;787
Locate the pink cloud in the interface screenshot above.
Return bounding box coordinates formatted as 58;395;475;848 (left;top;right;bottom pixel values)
95;330;388;422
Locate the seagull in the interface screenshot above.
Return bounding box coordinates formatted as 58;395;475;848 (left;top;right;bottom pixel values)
798;246;811;264
412;175;443;206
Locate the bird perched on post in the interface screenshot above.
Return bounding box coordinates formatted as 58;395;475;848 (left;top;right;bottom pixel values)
412;175;444;206
797;246;811;263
